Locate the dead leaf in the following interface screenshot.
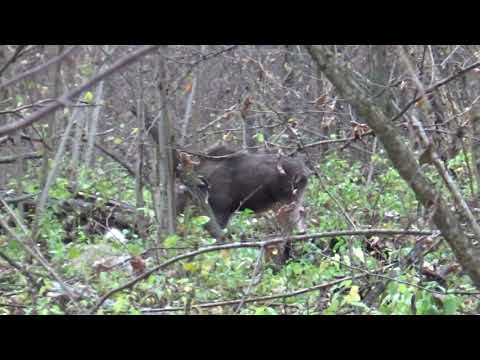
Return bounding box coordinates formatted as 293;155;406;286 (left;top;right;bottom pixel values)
264;245;280;262
131;256;146;276
351;122;370;141
184;82;193;93
276;202;296;228
241;96;252;116
313;94;328;107
415;97;426;108
93;262;112;276
178;152;199;171
419;144;434;165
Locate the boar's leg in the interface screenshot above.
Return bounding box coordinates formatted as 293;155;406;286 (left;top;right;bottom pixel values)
185;188;226;242
274;202;307;264
205;202;233;243
200;207;226;243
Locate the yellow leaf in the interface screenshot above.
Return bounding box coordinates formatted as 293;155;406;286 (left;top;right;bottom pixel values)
344;285;361;304
201;261;213;276
82;91;94;104
182;262;198;273
223;132;232;141
113;137;123;145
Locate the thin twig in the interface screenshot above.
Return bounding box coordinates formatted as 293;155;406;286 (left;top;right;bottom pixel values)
390;61;480;123
397;49;480;240
0;249;37;285
235;246;266;313
0;46;80;90
0;45;27;77
0;45;161;136
0;152;42;164
90;228;433;313
142;272;371;313
0;198;82;312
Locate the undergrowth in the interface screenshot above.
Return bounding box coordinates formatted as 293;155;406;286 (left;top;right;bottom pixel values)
0;152;478;315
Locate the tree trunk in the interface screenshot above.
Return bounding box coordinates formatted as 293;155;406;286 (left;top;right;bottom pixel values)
33;45;63;242
471;104;480;199
180;45;206;148
152;46;176;258
306;45;480;289
84;79;104;168
84;46;109;168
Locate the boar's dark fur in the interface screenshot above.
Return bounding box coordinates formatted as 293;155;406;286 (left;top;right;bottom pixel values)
178;145;310;233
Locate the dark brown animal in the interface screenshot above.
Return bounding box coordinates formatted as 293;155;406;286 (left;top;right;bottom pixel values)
131;106;310;245
177;145;310;237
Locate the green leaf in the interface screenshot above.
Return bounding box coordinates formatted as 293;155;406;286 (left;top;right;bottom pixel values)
164;234;180;248
352;245;365;263
126;243;142;256
443;296;459;315
289;262;303;276
192;216;210;226
323;293;341;314
67;246;81;259
253;132;265;143
254;306;278;315
112;295;128;313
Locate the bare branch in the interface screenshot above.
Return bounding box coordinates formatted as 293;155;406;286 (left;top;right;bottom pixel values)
306;45;480;289
0;152;42;164
0;198;82;312
0;45;27;77
143;272;370;313
0;45;161;136
0;46;80;90
90;228;432;313
390;61;480;123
